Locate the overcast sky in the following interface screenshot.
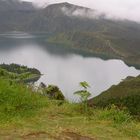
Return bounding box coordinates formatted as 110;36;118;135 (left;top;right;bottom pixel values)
26;0;140;22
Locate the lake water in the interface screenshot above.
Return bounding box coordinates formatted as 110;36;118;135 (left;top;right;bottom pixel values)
0;33;140;101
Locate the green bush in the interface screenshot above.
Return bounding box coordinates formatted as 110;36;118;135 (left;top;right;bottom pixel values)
43;85;65;100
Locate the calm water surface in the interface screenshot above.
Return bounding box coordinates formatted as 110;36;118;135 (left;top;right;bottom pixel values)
0;33;140;101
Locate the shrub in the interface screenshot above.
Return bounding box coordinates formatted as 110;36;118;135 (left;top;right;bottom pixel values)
43;85;65;100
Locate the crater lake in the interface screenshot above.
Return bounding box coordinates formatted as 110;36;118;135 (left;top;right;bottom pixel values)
0;32;140;101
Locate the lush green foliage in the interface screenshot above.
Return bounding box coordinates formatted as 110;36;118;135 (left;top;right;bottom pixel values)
0;79;48;122
96;105;132;124
42;85;65;100
74;81;91;102
0;63;40;75
0;64;41;83
0;63;139;139
0;76;139;139
90;75;140;116
74;81;91;113
0;70;134;124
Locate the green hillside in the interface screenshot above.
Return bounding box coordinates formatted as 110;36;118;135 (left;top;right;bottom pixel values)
0;63;41;82
48;29;140;69
89;75;140;116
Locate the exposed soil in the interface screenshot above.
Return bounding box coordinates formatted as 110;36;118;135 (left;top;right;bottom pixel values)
57;131;95;140
0;131;95;140
21;131;50;140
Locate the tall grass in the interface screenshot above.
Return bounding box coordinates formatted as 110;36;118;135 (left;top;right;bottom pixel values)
0;79;48;122
95;105;132;125
0;79;134;126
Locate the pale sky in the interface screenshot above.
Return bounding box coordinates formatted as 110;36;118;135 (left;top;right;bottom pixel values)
25;0;140;22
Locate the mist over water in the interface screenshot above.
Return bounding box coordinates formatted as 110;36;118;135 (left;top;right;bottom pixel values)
0;33;140;101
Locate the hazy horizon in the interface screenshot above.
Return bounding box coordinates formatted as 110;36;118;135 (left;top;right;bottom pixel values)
23;0;140;23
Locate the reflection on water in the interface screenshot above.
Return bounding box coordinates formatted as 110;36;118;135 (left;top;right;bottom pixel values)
0;33;140;101
0;32;35;39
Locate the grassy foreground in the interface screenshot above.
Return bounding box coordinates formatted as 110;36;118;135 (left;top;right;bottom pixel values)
0;79;140;140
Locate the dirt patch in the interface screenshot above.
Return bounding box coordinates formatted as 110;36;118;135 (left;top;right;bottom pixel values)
21;131;49;139
0;131;95;140
58;131;95;140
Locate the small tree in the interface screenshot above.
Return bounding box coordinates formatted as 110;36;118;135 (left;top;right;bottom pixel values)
74;81;91;113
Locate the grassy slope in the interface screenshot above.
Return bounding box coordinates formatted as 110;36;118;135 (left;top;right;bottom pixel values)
0;79;140;139
0;64;139;139
0;64;41;82
89;75;140;115
48;29;140;69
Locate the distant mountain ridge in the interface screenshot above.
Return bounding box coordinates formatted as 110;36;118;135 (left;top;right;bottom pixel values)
44;2;93;17
0;0;35;11
0;1;140;33
0;1;140;68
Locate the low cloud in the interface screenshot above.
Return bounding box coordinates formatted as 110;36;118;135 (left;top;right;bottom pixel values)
26;0;140;22
61;6;103;19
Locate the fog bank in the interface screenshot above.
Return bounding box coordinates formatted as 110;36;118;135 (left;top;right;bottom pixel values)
26;0;140;22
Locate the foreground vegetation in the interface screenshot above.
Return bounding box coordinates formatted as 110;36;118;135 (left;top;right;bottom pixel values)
0;80;140;140
0;64;139;139
0;79;140;140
